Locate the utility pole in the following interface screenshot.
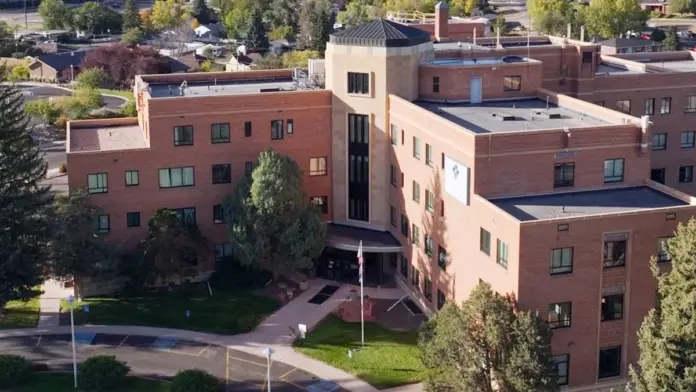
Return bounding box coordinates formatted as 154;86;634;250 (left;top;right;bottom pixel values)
24;0;27;31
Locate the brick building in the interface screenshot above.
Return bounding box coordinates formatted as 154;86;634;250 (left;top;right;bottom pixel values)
66;4;696;390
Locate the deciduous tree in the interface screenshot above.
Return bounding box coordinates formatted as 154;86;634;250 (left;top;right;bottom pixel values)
221;0;250;39
0;66;51;310
629;218;696;391
38;0;71;30
150;0;190;31
584;0;648;39
527;0;572;35
71;2;123;35
419;282;559;392
121;27;143;45
298;0;333;52
266;0;301;34
244;5;269;52
662;27;679;50
122;0;142;30
225;149;327;279
80;44;170;87
337;0;383;28
75;67;106;89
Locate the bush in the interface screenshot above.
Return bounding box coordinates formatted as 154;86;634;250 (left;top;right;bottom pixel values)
59;162;67;173
76;68;107;90
78;355;130;390
170;369;220;392
0;354;32;388
121;101;137;117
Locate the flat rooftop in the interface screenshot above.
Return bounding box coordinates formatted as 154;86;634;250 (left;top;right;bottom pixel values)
147;78;298;98
491;186;687;221
417;99;611;134
434;39;555;51
645;59;696;72
596;62;646;75
69;124;147;152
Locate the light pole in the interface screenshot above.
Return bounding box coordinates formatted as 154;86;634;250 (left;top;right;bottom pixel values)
263;347;274;392
67;295;78;389
70;64;74;86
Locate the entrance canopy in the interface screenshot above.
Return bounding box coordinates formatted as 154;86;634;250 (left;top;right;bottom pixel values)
326;223;403;253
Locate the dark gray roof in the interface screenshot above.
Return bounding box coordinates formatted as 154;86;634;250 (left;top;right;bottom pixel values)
36;50;88;71
491;186;687;221
330;19;431;48
599;38;659;48
326;223;402;251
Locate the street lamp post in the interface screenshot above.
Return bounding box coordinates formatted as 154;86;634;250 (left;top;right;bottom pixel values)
70;64;74;86
67;295;78;389
263;347;274;392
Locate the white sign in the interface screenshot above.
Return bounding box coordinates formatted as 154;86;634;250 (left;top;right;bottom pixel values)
444;156;470;206
298;324;307;339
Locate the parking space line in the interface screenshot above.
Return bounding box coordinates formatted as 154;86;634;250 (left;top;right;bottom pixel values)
197;344;210;356
162;349;203;358
227;356;266;367
262;378;266;392
279;368;297;380
36;335;41;347
151;336;177;350
225;348;229;391
118;335;129;347
281;379;309;391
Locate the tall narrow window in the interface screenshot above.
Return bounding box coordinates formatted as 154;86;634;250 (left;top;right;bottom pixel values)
271;120;284;140
425;189;434;212
213;204;224;224
125;170;139;187
432;76;440;93
438;246;447;270
348;114;370;221
679;165;694;183
413;137;421;160
480;228;491;255
657;237;673;262
287;119;294;134
661;97;672;114
244;121;252;137
598;347;621;379
644;98;655;115
496;239;508;268
390;124;398;145
244;162;253;176
601;294;624;321
684;95;696;113
347;72;370;95
554;355;570;386
425;144;433;166
603;238;627;268
412;181;420;203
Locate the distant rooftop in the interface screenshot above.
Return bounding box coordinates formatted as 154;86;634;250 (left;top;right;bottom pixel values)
147;78;298;98
596;62;646;75
69;124;147;152
641;58;696;72
330;18;432;48
490;186;687;221
428;55;529;66
599;38;660;48
434;37;554;51
417;99;611;134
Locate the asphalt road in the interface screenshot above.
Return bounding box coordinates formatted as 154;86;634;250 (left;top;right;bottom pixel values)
0;333;344;392
21;86;127;110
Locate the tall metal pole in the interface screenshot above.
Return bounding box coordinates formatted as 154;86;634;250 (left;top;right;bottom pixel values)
359;240;364;348
23;0;27;32
68;296;78;389
263;347;273;392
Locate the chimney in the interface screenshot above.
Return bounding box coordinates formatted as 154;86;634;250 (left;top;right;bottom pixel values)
435;1;449;43
496;26;501;49
567;23;571;39
580;25;585;42
473;28;477;45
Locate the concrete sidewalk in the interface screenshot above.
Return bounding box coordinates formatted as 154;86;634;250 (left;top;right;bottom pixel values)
38;279;73;328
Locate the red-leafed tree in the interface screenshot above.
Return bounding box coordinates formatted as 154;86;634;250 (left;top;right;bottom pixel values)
80;44;171;88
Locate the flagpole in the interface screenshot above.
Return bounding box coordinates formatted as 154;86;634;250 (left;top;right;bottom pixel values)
359;240;365;348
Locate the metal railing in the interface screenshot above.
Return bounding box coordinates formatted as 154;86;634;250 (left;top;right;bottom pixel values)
386;10;437;24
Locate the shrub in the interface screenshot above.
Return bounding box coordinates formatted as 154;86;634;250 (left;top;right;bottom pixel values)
0;354;32;388
76;68;107;90
171;369;221;392
59;162;67;173
121;101;137;117
78;355;130;390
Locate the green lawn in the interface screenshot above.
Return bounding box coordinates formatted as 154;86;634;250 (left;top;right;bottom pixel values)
0;297;40;329
60;291;279;335
13;373;169;392
98;89;135;101
294;315;425;389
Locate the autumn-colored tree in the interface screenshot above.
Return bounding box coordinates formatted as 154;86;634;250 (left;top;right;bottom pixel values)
150;0;189;30
80;44;170;88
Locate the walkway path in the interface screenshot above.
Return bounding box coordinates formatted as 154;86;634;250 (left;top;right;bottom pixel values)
38;279;72;328
22;279;423;392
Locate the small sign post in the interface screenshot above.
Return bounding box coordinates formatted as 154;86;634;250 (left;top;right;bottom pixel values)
298;324;307;339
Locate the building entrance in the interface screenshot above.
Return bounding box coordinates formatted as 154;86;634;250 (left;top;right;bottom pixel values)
315;248;391;287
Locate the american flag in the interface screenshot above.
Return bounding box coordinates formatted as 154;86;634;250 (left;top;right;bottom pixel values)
357;240;364;284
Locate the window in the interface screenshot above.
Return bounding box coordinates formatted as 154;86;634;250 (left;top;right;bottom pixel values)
93;214;110;234
554;163;575;187
126;212;140;228
644;98;655;115
348;114;370;222
550;247;573;274
245;162;253;176
390;124;398;145
413;137;421;159
503;75;521;91
412;181;420;203
411;224;420;247
424;278;432;301
425;235;433;257
390;206;396;227
244;121;252;137
480;228;491;255
213;204;224;224
425;144;433;166
401;214;409;237
400;255;408;278
684;95;696;113
174;125;194;146
311;196;329;214
603;239;627;268
657;237;673;262
651;168;666;184
437;289;446;310
601;294;624;321
159;167;195;188
212;164;232;184
390;165;399;187
425;189;434;212
554;354;570;386
652;133;667;150
661;97;671;114
432;76;440;93
438;246;447;270
287;119;294;134
310;157;328;176
87;173;108;194
496;239;508;268
271;120;284;140
211;123;230;143
681;131;695;148
347;72;369;95
124;170;139;187
680;165;694;183
616;99;631;114
598;346;621;379
603;159;624;183
215;243;233;261
411;267;420;289
172;207;196;227
548;302;572;328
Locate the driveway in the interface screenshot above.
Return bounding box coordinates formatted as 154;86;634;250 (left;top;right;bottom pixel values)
0;333;343;392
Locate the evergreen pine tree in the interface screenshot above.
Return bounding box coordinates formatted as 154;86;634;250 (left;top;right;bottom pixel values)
630;218;696;391
244;5;269;53
0;66;51;309
298;0;333;52
662;27;679;51
122;0;141;30
192;0;211;25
